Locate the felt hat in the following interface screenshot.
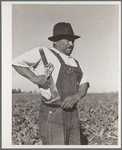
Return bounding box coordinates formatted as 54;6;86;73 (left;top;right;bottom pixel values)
48;22;80;41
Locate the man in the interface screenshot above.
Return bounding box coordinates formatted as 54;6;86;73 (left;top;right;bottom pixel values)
12;22;90;145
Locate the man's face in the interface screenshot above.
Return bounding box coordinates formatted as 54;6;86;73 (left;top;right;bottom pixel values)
54;38;75;56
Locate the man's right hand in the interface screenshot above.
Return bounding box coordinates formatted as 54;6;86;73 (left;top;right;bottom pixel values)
31;75;51;89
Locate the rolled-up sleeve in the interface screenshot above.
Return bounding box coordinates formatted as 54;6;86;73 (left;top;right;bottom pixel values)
80;73;89;85
12;47;41;68
79;63;89;85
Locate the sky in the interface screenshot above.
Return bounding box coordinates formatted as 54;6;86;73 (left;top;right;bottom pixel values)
11;2;120;93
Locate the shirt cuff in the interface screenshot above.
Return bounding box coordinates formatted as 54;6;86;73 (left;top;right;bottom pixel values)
79;74;89;85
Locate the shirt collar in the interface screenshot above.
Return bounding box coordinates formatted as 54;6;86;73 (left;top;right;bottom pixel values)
50;47;72;59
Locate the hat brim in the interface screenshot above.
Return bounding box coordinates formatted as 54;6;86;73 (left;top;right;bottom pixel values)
48;34;80;42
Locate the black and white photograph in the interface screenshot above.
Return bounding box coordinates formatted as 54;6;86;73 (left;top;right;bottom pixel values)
2;1;121;148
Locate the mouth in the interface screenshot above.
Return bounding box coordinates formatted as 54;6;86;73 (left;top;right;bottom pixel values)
66;47;73;55
66;47;73;50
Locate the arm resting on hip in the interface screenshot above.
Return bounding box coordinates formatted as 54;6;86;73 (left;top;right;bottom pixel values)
12;65;36;82
12;65;51;89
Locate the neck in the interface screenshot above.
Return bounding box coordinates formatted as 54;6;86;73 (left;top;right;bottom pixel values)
53;45;63;54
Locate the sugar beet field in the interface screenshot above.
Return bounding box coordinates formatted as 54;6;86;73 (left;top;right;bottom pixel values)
12;92;118;145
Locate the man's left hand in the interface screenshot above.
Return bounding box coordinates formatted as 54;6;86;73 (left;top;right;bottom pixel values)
61;94;80;109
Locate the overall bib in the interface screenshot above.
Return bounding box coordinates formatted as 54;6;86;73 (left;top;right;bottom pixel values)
38;50;83;145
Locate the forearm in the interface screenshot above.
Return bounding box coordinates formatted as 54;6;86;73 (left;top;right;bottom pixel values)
61;82;89;109
12;65;36;83
76;82;90;101
12;65;51;89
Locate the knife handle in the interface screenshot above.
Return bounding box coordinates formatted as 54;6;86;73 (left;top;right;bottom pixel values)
39;48;48;66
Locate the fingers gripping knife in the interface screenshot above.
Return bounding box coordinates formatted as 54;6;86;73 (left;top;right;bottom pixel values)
39;48;61;106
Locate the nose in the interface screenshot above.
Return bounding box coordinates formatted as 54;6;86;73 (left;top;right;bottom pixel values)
69;40;74;46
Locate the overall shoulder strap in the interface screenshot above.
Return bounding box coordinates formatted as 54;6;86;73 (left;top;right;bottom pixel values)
49;49;65;65
74;59;80;68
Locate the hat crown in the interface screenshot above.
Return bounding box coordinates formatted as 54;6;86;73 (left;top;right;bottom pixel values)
48;22;80;41
53;22;74;36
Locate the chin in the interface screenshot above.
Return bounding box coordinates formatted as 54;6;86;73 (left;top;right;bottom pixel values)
66;50;72;55
66;52;72;56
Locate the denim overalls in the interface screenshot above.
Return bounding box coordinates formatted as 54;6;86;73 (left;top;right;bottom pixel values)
38;49;83;145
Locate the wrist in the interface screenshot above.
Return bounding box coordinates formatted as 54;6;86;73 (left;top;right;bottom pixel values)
75;93;81;102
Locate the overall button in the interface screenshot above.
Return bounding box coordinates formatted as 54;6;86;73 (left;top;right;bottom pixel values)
49;111;52;114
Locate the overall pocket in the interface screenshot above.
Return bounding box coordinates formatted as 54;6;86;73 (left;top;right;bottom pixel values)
47;108;64;145
48;108;63;124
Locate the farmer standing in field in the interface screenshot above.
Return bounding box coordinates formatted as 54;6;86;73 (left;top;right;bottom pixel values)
12;22;90;145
